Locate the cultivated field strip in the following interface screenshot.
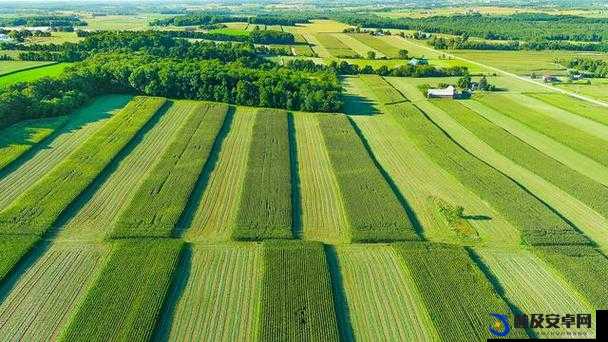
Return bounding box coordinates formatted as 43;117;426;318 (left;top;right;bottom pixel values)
0;95;131;209
341;76;382;116
528;92;608;127
533;246;608;310
474;248;595;338
157;243;262;341
337;244;439;341
435;100;608;250
112;102;228;238
0;242;108;341
416;100;598;246
358;75;406;105
0;236;38;282
510;93;608;141
390;101;589;246
60;239;183;341
352;114;520;245
348;33;401;58
258;241;339;341
331;33;386;58
185;108;256;241
476;94;608;168
314;33;359;58
319;113;417;242
0;96;165;236
233;109;293;240
462;99;608;188
384;77;428;102
56;100;193;241
0;116;68;171
394;243;528;340
293;113;350;244
299;33;331;58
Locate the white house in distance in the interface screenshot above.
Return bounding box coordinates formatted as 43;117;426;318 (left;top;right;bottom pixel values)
428;85;456;99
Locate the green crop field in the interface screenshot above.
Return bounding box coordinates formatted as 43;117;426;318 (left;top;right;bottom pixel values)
0;63;70;88
1;3;607;341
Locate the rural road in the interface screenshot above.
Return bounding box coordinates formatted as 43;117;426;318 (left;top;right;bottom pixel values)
405;38;608;108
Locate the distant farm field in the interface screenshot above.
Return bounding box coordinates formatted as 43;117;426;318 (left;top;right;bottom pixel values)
0;63;70;88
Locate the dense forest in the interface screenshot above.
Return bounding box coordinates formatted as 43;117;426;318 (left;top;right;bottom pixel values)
336;12;608;42
563;58;608;77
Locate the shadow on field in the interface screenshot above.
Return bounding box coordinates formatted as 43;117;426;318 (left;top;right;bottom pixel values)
174;105;236;237
288;112;303;239
324;245;355;342
341;93;381;116
152;244;193;340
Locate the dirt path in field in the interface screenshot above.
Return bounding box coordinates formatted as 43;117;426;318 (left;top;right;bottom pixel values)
401;38;608;108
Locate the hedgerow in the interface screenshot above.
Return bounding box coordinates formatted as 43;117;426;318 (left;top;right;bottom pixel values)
0;97;165;236
233;109;293;240
111;102;228;238
319;113;417;242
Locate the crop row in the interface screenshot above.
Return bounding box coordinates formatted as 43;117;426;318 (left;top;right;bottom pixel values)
0;116;67;172
528;92;608;127
111;102;228;238
390;101;590;245
0;96;165;236
314;33;359;58
60;239;183;341
0;236;38;283
318;113;418;242
358;75;406;105
348;33;401;58
393;242;529;340
233;109;293;240
258;241;339;341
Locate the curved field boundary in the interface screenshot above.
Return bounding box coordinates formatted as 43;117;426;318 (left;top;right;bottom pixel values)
156;243;262;341
337;244;439;341
0;96;165;236
476;94;608;167
185;107;256;241
417;100;603;247
60;239;183;341
527;92;608;127
258;241;339;341
111;102;228;238
293;113;350;244
0;242;108;341
506;93;608;142
233;109;293;240
474;248;595;339
0;116;68;172
331;33;386;58
462;100;608;188
352;113;520;246
0;95;132;210
55;100;193;241
394;243;528;340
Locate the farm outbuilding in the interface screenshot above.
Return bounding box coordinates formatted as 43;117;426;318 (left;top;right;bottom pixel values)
427;85;456;99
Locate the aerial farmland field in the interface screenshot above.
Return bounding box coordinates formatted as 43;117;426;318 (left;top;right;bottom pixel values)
0;1;607;341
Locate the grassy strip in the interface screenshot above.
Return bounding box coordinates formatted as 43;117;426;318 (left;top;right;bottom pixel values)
60;239;183;341
0;63;69;88
111;102;228;238
0;236;39;283
233;109;293;240
435;99;608;223
476;93;608;167
258;241;339;341
527;92;608;127
348;33;401;58
358;75;406;105
533;246;608;310
0;116;68;171
0;60;54;76
0;96;165;236
319;113;417;242
391;102;589;245
393;242;528;340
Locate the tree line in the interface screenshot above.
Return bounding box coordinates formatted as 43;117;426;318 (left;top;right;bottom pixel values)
0;15;87;28
150;13;315;27
428;36;608;52
0;51;342;130
285;59;469;77
562;58;608;77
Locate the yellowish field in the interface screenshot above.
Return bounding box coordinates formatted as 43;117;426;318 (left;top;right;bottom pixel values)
293;113;350;243
185;107;256;241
